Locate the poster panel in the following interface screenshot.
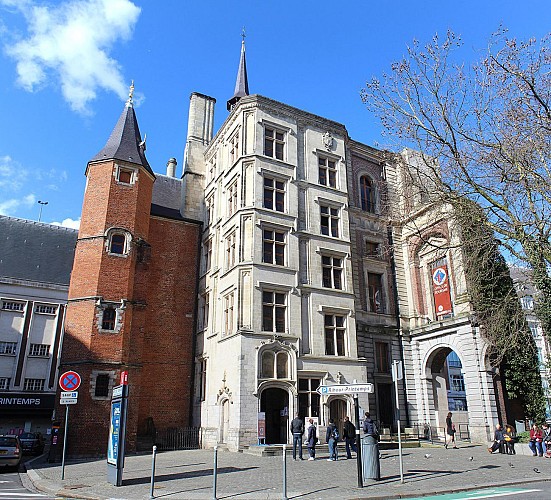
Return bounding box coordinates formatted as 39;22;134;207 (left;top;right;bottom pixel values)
432;265;453;317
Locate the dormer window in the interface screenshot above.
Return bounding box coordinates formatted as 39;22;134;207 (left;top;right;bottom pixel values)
116;165;136;185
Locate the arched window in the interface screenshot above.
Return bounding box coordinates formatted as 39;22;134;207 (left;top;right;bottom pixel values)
360;176;375;213
261;351;275;378
260;350;289;379
276;352;288;378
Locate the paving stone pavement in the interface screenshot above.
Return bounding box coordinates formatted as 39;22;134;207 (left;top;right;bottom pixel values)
25;443;551;499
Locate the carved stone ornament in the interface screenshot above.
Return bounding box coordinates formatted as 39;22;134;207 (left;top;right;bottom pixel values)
256;335;298;352
218;371;233;401
322;131;333;151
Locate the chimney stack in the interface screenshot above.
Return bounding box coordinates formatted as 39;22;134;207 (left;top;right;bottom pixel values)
166;157;177;177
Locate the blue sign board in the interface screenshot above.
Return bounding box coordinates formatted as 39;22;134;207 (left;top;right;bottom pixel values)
107;400;122;466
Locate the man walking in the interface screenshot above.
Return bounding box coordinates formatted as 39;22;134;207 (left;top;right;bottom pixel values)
290;412;304;460
343;416;357;459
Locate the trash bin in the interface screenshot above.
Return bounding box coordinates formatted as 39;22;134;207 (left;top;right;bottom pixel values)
361;435;380;481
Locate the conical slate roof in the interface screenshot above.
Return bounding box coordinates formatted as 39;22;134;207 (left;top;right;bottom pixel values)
227;39;249;111
89;101;154;177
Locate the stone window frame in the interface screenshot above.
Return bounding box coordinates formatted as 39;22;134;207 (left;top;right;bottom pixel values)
316;153;339;189
259;349;290;380
359;174;377;213
196;358;207;402
262;227;286;266
321;253;344;290
228;129;240;166
366;271;385;314
223;291;235;337
105;228;131;257
96;300;125;334
224;230;237;270
261;289;287;334
319;203;340;238
323;313;347;356
263;174;286;213
90;370;115;401
374;341;390;373
115;164;137;185
263;125;286;161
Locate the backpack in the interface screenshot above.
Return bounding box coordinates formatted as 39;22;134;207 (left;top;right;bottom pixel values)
363;419;379;438
332;427;340;440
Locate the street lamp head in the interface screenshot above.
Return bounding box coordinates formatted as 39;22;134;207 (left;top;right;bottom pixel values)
38;200;48;205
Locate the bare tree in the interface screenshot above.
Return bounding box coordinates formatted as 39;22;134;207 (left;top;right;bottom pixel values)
361;28;551;339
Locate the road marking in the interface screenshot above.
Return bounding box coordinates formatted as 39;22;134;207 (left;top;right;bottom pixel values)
408;487;542;500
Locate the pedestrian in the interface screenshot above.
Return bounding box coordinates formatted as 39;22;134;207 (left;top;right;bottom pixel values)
363;412;379;438
343;416;357;459
290;412;304;460
326;418;339;461
445;412;457;449
306;418;317;460
503;424;516;455
529;423;544;457
488;423;505;453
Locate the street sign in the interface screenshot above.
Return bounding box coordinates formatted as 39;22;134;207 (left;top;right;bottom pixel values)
59;371;81;391
392;360;404;382
60;398;78;405
60;392;78;400
316;384;374;395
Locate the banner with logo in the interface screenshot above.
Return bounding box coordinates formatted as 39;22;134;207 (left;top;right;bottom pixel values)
432;264;453;318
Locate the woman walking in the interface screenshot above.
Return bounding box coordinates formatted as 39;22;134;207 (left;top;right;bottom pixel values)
445;412;457;449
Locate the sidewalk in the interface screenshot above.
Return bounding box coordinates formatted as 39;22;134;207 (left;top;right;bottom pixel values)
25;443;551;499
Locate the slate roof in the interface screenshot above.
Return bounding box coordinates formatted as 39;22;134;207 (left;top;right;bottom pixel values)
227;39;249;111
151;174;182;211
89;103;155;177
0;216;77;286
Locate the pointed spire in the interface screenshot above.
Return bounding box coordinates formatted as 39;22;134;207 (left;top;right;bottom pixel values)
89;82;154;177
227;29;249;111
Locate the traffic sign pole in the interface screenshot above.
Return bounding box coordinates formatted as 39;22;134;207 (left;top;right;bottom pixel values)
61;404;69;480
393;361;404;483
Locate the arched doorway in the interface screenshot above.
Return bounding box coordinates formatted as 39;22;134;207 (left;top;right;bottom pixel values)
427;347;469;432
260;388;289;444
329;398;347;436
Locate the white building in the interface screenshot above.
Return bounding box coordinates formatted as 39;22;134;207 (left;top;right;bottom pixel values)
0;215;77;435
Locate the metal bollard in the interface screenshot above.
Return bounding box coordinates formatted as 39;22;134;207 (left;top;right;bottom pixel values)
213;445;218;500
149;445;157;499
282;444;288;500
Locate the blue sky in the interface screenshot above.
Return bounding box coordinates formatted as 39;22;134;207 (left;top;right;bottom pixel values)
0;0;549;228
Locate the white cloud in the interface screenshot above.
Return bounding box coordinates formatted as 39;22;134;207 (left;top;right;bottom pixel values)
0;193;36;215
0;155;28;190
2;0;141;113
52;217;81;229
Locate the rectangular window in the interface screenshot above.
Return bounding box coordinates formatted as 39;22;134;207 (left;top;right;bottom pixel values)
320;205;339;237
262;291;286;333
206;195;214;226
263;177;285;212
225;232;236;269
298;378;321;418
318;156;337;188
203;239;212;274
229;132;240;164
208;158;216;183
227;182;238;217
264;127;285;160
324;314;346;356
117;166;134;184
0;377;10;390
449;374;465;392
200;292;209;330
24;378;45;392
198;359;207;401
375;342;390;373
35;304;57;314
1;301;24;311
263;229;285;266
224;293;234;335
29;343;50;357
322;255;343;289
94;374;110;397
102;307;116;331
367;273;384;313
365;241;381;258
0;341;17;355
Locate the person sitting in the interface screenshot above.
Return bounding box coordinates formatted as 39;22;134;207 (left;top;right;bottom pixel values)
488;424;505;453
529;423;544;457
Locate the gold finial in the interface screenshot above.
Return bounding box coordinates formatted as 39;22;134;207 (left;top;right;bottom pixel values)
241;27;246;42
126;80;134;106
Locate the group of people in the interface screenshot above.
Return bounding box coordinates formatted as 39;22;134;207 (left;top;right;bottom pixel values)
289;411;379;462
488;422;551;456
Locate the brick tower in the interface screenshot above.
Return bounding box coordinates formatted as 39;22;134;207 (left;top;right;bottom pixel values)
59;85;201;456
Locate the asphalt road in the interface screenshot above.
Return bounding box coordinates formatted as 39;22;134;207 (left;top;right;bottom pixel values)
0;468;55;499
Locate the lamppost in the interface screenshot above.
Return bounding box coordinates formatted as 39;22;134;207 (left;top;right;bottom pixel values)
38;200;48;222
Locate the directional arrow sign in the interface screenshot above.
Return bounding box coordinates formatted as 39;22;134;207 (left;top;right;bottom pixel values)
316;384;374;395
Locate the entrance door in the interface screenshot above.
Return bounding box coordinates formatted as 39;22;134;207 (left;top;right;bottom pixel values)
260;388;289;444
329;399;347;436
377;382;394;431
